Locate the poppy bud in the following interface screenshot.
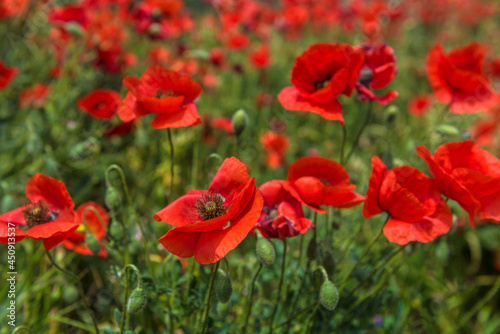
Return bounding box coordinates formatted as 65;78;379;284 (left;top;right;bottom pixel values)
256;232;275;265
85;231;101;255
215;269;232;303
109;219;124;241
64;22;84;38
435;124;459;136
232;109;248;136
105;186;121;212
319;280;339;311
127;287;146;313
385;105;399;124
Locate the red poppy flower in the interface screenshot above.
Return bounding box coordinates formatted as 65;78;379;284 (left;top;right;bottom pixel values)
48;4;90;29
408;95;432;117
416;141;500;227
154;157;263;264
280;156;365;213
278;43;364;125
0;174;78;250
363;156;452;244
255;180;313;240
249;44;272;69
426;42;499;114
148;47;172;66
78;89;121;120
63;202;109;258
104;120;137;138
201;115;234;145
0;0;28;19
118;65;202;129
225;33;250;50
355;44;398;105
0;61;18;90
19;83;51;109
488;56;500;78
260;131;289;169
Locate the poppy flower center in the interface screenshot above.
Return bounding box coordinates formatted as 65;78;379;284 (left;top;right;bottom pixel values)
93;102;107;110
314;79;330;91
195;192;227;221
22;200;59;228
154;88;175;99
319;178;330;186
358;67;373;87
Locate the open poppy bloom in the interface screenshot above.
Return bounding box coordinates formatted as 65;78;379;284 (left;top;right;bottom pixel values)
78;89;121;120
0;61;18;90
118;65;202;129
280;156;365;213
255;180;313;240
363;156;452;244
19;83;51;109
154;157;263;264
0;174;79;250
278;43;364;125
417;141;500;227
426;42;499;114
355;43;398;105
63;202;109;258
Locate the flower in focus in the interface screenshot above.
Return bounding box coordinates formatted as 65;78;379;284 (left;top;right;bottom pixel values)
426;42;499;114
63;202;109;257
118;65;202;129
155;157;263;264
0;174;79;249
78;89;121;120
260;131;289;169
281;156;365;213
278;43;364;125
19;84;51;109
356;43;398;105
417;140;500;227
255;180;313;240
0;61;18;90
408;94;432;117
363;156;452;244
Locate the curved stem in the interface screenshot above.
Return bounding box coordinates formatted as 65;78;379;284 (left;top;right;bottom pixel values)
243;262;263;331
167;128;175;201
201;261;220;334
45;250;100;334
344;101;373;165
269;239;287;334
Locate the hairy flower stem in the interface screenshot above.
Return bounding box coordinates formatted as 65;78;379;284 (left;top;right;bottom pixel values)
344;101;373;165
269;238;287;334
45;250;100;334
105;165;158;286
242;262;263;331
201;261;220;334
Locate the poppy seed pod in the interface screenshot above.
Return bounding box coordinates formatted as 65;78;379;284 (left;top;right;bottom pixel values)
256;232;275;265
232;109;248;136
215;269;233;303
127;287;146;313
105;186;121;212
85;231;101;255
320;280;339;311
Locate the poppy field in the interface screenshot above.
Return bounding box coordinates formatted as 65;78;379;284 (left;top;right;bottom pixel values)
3;0;500;333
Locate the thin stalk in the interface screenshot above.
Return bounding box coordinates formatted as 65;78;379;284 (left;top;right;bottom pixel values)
201;261;220;334
269;239;287;334
345;101;373;165
119;269;130;333
45;250;99;334
242;262;263;331
167;128;175;200
305;302;320;334
340;125;347;165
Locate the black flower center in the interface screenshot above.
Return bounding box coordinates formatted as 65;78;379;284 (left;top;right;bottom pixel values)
195;192;227;221
22;200;58;228
314;79;330;91
358;68;373;87
154;88;175;99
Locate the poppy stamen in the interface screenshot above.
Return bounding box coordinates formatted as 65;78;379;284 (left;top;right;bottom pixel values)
22;200;55;227
195;192;227;221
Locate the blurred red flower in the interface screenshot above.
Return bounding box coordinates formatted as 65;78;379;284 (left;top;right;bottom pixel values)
278;43;364;125
417;140;500;227
118;65;202;129
426;42;499;114
155;157;263;264
255;180;313;240
63;202;109;258
356;43;398;105
249;44;272;69
0;174;79;250
281;156;365;213
19;84;51;109
408;95;432;117
78;89;121;120
363;156;452;245
225;33;250;50
0;0;28;19
0;61;18;90
260;131;289;169
201;115;234;145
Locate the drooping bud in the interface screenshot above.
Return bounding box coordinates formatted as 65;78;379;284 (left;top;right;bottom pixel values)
385;105;399;124
85;231;101;255
64;22;84;38
109;219;124;241
127;287;146;313
255;231;275;265
105;186;121;212
215;269;232;303
435;124;459;136
232;109;249;136
319;280;339;311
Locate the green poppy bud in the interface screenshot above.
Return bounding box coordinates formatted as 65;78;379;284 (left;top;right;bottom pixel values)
435;124;459;136
385;105;399;124
215;269;232;303
256;233;275;265
105;186;121;212
127;287;146;314
64;22;84;38
319;280;339;311
85;231;101;255
232;109;249;136
109;219;124;241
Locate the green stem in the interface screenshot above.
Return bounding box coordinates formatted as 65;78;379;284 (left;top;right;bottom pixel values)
201;261;220;334
243;262;263;331
305;301;320;334
167;128;175;201
119;265;142;334
340;125;347;165
45;250;100;334
344;101;373;165
269;239;287;334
